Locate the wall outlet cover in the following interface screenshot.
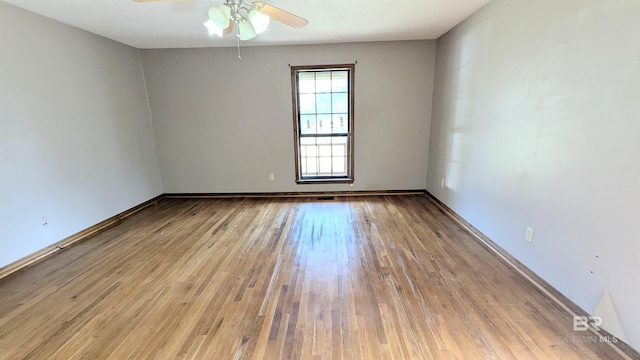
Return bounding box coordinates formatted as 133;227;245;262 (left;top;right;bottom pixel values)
525;227;534;242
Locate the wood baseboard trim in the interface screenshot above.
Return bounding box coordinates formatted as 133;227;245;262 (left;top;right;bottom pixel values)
0;195;163;282
163;190;425;199
423;190;639;359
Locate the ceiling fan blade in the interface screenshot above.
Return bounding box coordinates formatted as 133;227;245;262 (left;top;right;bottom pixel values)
223;21;234;35
254;2;308;29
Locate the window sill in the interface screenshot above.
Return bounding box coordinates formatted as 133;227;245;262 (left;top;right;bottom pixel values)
296;178;354;185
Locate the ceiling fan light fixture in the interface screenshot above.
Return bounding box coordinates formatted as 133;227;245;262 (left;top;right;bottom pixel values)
237;20;257;41
248;9;270;34
208;5;231;30
203;19;223;37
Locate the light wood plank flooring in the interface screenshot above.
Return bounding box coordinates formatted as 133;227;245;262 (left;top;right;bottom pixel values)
0;195;629;359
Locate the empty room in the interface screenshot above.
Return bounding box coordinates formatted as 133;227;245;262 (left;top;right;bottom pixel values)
1;0;639;359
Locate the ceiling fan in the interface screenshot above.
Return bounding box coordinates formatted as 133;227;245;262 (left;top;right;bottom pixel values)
133;0;309;41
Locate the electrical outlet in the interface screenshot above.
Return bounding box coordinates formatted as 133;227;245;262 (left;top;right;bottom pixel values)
440;178;446;188
268;173;274;181
525;227;534;243
42;216;48;225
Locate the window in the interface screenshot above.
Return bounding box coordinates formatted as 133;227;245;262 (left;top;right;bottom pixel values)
291;64;355;183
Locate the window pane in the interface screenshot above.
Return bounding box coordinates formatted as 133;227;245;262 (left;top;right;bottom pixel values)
300;137;316;145
332;93;348;113
332;143;345;156
317;115;331;134
331;136;347;145
316;136;332;145
306;157;317;176
298;72;316;94
315;72;332;93
316;93;331;114
319;157;332;174
306;144;317;157
332;114;348;133
299;94;316;114
332;157;346;175
332;71;348;92
300;115;316;135
318;145;331;156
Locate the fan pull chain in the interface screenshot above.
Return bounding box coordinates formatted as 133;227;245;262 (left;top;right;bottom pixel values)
236;32;242;60
236;37;242;59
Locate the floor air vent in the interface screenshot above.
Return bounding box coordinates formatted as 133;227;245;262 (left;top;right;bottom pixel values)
316;196;335;201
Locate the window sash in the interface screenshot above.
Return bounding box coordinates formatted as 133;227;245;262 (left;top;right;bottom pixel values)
299;135;350;178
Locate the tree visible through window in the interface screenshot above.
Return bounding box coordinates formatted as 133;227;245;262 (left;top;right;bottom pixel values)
291;64;354;183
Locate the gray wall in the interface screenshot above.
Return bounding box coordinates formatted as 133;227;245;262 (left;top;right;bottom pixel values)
141;41;435;193
0;3;164;268
427;0;640;348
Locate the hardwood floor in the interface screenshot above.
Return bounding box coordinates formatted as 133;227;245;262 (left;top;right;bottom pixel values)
0;195;630;359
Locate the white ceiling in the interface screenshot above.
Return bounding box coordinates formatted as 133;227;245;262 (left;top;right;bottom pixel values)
3;0;492;49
